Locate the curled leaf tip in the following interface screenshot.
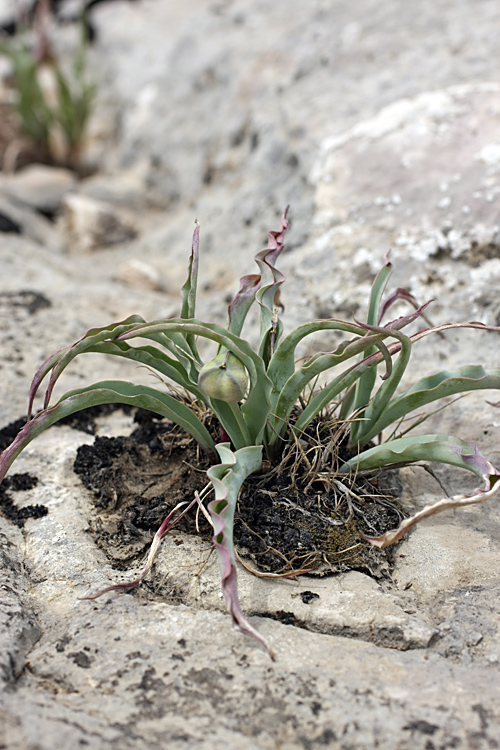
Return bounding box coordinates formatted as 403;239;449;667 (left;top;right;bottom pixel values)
360;532;388;549
362;463;500;549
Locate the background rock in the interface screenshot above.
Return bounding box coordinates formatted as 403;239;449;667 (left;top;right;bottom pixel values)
308;83;500;323
0;165;77;215
61;193;137;253
115;258;162;290
0;192;61;248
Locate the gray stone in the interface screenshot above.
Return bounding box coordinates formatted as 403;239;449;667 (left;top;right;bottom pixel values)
3;600;500;750
0;165;77;215
60;193;137;252
0;418;497;747
88;0;500;269
54;0;87;23
0;0;33;27
115;258;162;291
281;83;500;335
77;161;150;207
0;192;61;249
152;536;437;651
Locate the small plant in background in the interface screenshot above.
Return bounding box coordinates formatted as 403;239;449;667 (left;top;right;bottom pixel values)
1;208;500;656
0;0;95;172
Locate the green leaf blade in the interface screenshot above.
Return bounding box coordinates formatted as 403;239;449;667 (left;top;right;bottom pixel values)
340;433;493;479
180;221;200;359
268;331;393;448
267;319;369;411
69;380;217;455
39;315;146;409
226;275;261;337
351;327;412;448
350;259;393;420
7;380;217;483
362;366;500;444
86;340;203;397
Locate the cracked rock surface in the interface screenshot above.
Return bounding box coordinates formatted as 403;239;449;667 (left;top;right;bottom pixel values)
2;1;500;748
0;521;41;686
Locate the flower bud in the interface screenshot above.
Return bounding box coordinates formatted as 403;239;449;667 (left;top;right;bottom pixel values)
198;351;248;403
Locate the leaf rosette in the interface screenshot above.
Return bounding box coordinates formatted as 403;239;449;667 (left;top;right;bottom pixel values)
2;208;500;655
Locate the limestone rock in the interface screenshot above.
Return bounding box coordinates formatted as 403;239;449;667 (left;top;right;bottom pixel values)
0;426;499;749
61;193;137;252
302;83;500;326
0;0;35;27
0;192;61;248
0;521;41;686
77;161;150;207
115;258;162;290
0;165;77;215
153;536;437;650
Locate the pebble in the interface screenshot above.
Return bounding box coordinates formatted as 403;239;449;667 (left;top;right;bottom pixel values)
60;193;137;253
115;258;161;291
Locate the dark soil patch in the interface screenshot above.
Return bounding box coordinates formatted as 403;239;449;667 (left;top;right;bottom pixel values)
0;417;29;454
0;472;47;527
0;407;49;528
0;290;51;316
0;405;402;573
74;413;213;563
72;410;403;577
0;404;135;527
236;463;401;576
55;403;135;436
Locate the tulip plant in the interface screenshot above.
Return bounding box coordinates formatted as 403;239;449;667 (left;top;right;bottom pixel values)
1;208;500;656
0;5;95;171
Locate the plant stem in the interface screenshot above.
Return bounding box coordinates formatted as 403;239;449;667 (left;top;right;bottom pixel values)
228;402;253;447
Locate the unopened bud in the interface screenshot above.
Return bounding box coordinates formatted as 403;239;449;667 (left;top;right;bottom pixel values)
198;351;248;403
